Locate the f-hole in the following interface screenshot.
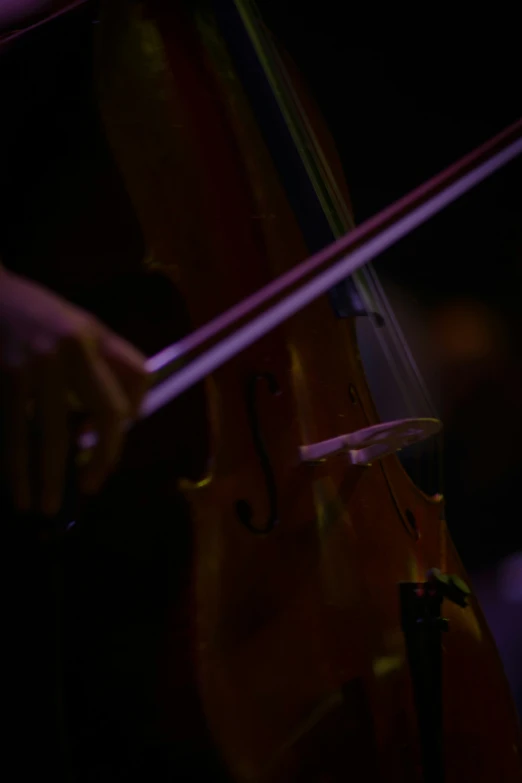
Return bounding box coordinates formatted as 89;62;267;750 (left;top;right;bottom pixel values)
235;372;281;535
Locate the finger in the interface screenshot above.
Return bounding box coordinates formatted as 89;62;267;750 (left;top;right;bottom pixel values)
100;329;149;419
32;349;68;517
65;338;128;495
0;365;31;512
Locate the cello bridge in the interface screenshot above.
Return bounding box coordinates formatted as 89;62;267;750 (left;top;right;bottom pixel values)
299;418;442;467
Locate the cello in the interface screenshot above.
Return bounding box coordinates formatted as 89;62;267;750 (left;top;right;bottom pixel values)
92;1;522;780
2;1;521;780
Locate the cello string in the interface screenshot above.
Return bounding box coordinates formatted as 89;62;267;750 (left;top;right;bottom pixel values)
147;117;522;377
140;134;522;420
234;0;436;418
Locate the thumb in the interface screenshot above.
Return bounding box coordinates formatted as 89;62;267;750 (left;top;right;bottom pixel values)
99;327;149;419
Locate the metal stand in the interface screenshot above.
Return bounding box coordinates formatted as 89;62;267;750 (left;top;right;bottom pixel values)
400;570;470;783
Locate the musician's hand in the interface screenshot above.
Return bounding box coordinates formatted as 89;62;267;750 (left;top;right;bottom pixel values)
0;267;148;516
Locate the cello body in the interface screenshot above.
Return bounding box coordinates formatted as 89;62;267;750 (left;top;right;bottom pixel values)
94;2;522;781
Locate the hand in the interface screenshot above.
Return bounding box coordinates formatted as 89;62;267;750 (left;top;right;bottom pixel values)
0;267;148;515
